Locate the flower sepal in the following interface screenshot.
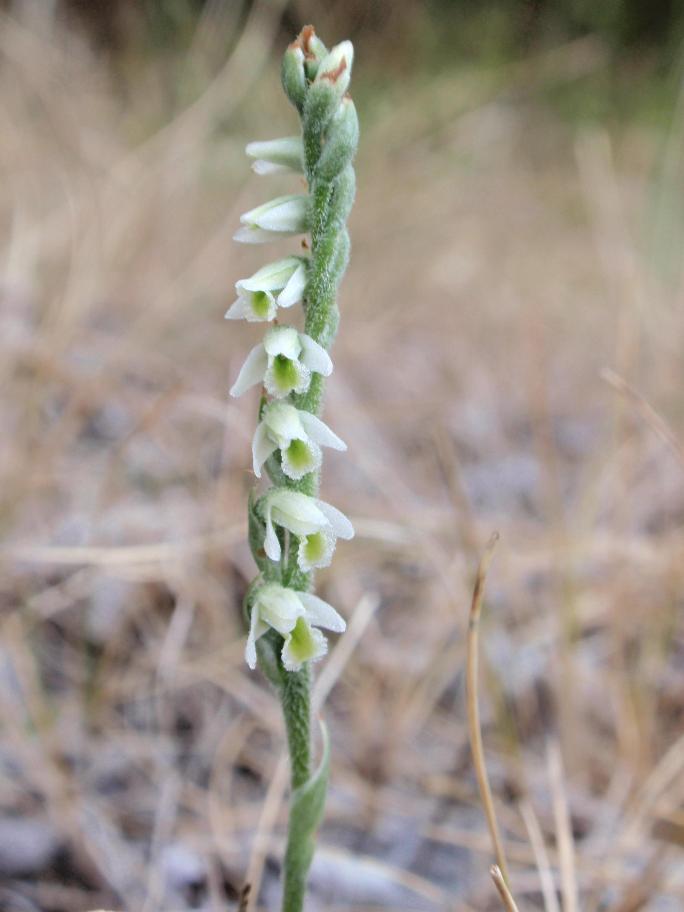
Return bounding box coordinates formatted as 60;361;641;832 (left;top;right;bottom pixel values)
246;136;304;176
282;44;307;111
247;489;271;572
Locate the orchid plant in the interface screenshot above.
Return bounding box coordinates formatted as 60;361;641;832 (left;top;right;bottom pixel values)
228;26;357;912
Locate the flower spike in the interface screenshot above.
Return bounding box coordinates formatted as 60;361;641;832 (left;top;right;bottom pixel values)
227;25;358;909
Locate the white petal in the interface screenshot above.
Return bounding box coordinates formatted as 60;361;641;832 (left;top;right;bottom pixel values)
269;490;328;528
229;344;268;397
298;411;346;450
276;263;307;308
252;422;277;477
246;137;303;173
264;326;302;359
245;604;261;669
316;499;354;540
263;508;282;562
299;333;333;376
269;490;327;537
299;592;346;633
238;257;302;294
258;584;302;634
263;402;305;444
233;225;282;244
225;295;250;320
240;195;308;233
251;160;291;175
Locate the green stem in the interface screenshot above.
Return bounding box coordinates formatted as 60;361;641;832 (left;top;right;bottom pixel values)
280;664;311;912
280;665;312;790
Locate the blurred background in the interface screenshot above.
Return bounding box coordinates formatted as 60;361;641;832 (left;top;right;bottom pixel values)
2;1;684;910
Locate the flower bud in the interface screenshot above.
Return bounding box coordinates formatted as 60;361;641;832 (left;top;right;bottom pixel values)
234;194;308;244
314;41;353;98
303;41;355;148
246;136;303;176
302;31;328;80
281;45;307;111
316;97;359;183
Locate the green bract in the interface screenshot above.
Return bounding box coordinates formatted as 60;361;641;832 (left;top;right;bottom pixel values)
227;24;358;912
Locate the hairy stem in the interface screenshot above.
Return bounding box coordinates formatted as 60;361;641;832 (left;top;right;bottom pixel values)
279;130;342;912
280;664;311;789
280;664;311;912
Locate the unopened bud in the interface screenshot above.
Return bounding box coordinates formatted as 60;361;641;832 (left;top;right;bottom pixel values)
281;45;306;111
316;98;359;182
314;41;353;98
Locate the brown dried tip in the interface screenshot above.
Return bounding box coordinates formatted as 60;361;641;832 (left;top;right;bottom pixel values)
238;883;251;912
321;57;347;84
289;24;317;59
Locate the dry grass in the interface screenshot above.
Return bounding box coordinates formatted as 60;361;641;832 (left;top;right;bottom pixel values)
1;5;684;912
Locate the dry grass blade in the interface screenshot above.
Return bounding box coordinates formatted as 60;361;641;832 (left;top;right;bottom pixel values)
601;367;684;469
547;742;579;912
465;533;518;903
604;849;667;912
520;800;561;912
491;864;522;912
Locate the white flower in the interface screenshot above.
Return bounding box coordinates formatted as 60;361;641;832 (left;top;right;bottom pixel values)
229;326;332;399
234;195;308;244
245;136;303;175
225;257;307;322
252;401;346;480
259;489;354;570
245;582;346;671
